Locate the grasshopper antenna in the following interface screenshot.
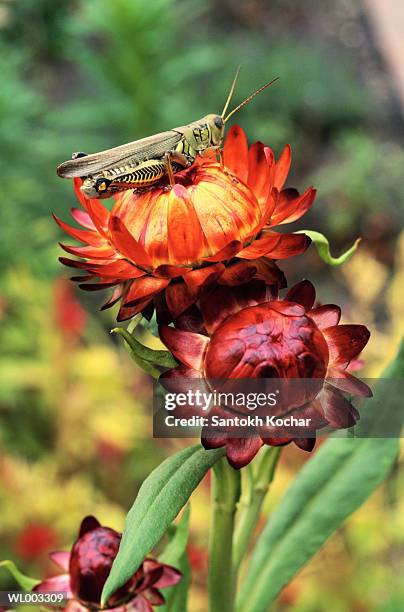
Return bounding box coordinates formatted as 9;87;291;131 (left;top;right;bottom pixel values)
223;76;280;124
221;66;241;119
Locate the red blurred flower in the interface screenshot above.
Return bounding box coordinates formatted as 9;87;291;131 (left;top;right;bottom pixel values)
159;280;371;468
15;524;58;561
54;278;86;340
34;516;181;611
55;126;315;322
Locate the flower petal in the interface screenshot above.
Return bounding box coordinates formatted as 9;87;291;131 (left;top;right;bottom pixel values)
203;240;242;262
53;214;106;247
286;280;316;310
71;208;96;229
74;178;109;232
183;263;225;291
218;261;258;286
60;243;116;259
308;305;341;329
327;369;373;397
323;325;370;368
34;574;72;597
270;186;316;227
159;326;208;370
109;216;152;268
294;437;316;452
236;234;281;259
167;185;206;264
154;564;182;588
262;232;311;259
247;141;271;204
165;282;200;319
274;144;292;190
223;125;248;182
123;277;170;307
225;437;263;469
49;551;70;571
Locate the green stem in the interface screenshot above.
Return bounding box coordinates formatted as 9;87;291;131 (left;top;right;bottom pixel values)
208;457;241;612
233;447;281;570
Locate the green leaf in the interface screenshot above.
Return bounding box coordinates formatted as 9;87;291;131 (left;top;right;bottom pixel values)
112;327;178;378
296;230;360;265
0;560;40;591
237;341;404;612
101;444;224;605
160;506;191;612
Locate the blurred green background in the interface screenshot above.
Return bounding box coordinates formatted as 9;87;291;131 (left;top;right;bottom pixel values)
0;1;403;610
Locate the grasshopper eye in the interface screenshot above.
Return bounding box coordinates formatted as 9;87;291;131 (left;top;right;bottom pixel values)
95;177;111;193
214;116;223;129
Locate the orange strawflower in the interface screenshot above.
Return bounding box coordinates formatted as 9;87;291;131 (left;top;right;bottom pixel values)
56;126;315;321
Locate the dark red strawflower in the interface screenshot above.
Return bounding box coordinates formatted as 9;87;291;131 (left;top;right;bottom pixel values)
34;516;181;611
55;126;315;322
160;280;371;468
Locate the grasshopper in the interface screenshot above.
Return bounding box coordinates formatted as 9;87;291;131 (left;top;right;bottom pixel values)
56;70;278;199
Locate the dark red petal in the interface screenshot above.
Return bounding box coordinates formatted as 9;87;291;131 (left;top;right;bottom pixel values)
123;277;169;307
165;282;200;319
294;437;316;452
327;369;373;397
218;260;257;286
183;263;225;291
319;387;360;428
308;305;341;330
159;326;208;370
78;515;100;537
100;286;124;310
225;437;263;469
262;437;291;447
109;216;152;268
263;232;311;260
144;587;165;605
154;564;182;588
324;325;370;368
274;144;291;190
154;264;193;278
223;125;248;182
53;214;106;247
286;280;316;310
79;280;121;292
117;299;151;322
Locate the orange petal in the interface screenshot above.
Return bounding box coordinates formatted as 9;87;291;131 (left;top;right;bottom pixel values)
274;144;291;190
202;240;242;262
123;277;170;307
159;325;208;370
270;187;316;227
74;178;110;231
109;216;152;268
223;125;248;183
262;232;311;259
53;214;107;247
236;234;281;259
167;185;206;264
87;260;145;279
60;243;116;259
247;141;271;205
70;208;96;229
308;305;341;330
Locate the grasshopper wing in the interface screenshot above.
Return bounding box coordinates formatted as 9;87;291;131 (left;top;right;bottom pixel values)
57;130;182;178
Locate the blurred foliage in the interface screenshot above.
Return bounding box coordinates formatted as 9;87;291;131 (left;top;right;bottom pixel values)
0;0;403;610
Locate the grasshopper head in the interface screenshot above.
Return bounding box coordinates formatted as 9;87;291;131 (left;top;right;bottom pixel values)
205;114;225;146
